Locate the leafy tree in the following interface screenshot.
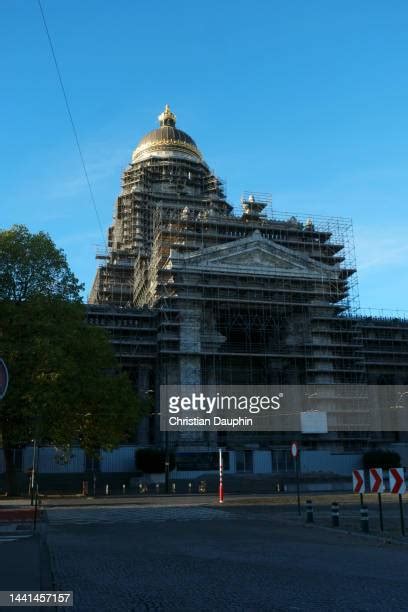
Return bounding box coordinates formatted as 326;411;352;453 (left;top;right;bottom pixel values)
0;226;146;494
0;225;82;302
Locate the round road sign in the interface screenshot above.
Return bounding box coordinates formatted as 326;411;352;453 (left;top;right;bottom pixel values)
0;359;9;400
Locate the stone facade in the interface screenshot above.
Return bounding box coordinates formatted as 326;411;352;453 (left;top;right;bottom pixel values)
88;106;408;454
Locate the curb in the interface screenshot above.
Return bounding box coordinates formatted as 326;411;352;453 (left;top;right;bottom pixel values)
0;508;39;521
303;521;408;546
274;514;408;546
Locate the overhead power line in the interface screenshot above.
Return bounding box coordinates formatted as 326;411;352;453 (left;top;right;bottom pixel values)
37;0;107;248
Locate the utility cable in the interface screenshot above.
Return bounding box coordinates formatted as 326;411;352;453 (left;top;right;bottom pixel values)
37;0;107;249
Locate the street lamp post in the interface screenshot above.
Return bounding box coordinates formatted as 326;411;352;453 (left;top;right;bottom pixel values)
165;428;170;494
30;439;37;506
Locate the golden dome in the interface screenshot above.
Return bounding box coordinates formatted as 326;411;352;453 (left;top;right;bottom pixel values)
132;105;202;163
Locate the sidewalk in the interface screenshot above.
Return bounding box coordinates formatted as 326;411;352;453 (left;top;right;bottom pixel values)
0;528;53;592
0;490;403;508
0;507;37;520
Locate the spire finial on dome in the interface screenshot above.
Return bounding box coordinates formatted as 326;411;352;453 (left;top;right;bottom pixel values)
158;104;176;127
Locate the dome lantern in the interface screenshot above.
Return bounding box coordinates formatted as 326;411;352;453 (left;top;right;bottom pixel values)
158;104;176;127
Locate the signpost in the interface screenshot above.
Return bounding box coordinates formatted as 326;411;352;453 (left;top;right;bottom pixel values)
389;467;406;495
352;469;365;507
369;467;385;494
0;359;9;400
353;465;406;536
291;441;301;516
369;468;384;532
389;467;406;536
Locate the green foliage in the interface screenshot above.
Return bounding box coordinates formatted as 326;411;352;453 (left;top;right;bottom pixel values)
0;226;148;473
0;225;83;302
0;296;146;455
363;449;401;469
136;448;175;474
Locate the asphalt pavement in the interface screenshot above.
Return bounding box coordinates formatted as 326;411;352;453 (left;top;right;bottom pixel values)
43;504;408;612
2;499;408;611
0;528;53;594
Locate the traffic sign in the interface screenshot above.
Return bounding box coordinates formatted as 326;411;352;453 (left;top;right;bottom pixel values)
369;468;385;493
389;467;406;495
291;442;298;458
0;359;8;400
352;469;365;493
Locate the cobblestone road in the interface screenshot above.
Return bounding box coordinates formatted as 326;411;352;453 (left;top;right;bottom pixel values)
46;505;408;612
46;505;233;525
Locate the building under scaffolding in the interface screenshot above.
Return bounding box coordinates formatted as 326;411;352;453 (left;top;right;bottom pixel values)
88;105;408;457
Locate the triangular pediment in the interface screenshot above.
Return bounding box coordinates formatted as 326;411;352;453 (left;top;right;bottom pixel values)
214;245;300;269
167;230;338;280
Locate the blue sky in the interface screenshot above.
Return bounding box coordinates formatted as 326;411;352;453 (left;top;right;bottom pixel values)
1;0;407;311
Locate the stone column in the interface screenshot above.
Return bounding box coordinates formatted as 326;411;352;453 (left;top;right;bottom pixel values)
179;308;202;384
178;308;203;445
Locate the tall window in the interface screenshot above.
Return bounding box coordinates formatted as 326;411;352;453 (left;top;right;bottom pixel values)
271;449;293;473
236;450;253;473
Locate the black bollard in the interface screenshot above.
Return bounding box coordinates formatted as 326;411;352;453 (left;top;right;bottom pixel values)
360;506;369;533
306;499;314;523
331;502;340;527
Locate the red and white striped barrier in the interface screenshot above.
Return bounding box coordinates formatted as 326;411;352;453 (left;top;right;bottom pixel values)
219;448;224;503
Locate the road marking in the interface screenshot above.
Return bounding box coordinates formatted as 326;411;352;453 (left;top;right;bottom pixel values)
0;533;33;544
47;506;233;526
